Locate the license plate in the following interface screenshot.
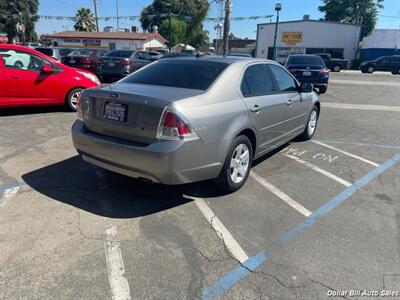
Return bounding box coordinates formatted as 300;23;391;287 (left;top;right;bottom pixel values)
108;62;115;67
69;59;76;64
103;102;127;122
303;71;312;76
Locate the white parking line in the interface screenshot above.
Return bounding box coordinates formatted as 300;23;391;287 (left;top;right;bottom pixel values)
330;79;400;87
250;171;312;217
193;197;249;264
322;102;400;112
283;153;352;187
312;140;379;167
104;226;131;300
0;186;20;207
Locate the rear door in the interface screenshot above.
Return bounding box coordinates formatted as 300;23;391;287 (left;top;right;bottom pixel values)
268;64;310;135
240;63;287;153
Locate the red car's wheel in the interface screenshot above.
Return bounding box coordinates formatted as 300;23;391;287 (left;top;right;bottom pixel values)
66;88;83;111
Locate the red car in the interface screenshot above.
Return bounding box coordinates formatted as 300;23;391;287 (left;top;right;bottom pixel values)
0;45;100;111
62;49;108;74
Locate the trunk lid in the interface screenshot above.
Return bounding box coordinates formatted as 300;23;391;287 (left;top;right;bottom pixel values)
82;83;203;145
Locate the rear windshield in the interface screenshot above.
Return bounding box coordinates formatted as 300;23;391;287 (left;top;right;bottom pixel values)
35;48;54;56
122;60;228;91
59;48;73;56
67;50;94;57
106;50;134;58
287;56;324;66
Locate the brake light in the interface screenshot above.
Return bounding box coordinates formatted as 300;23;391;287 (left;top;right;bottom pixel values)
120;60;132;65
319;69;330;75
158;110;197;140
79;57;91;64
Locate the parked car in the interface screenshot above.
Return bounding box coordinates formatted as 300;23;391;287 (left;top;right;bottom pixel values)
0;45;100;111
285;54;329;94
34;47;62;61
316;53;350;72
62;49;108;74
360;56;400;74
148;51;163;61
97;50;153;82
72;57;319;192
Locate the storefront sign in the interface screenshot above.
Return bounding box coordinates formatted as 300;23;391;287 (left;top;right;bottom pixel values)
282;32;303;45
62;38;101;47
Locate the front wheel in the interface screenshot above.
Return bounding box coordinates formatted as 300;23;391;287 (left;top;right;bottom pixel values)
66;88;83;111
367;66;375;73
298;105;319;141
214;135;253;193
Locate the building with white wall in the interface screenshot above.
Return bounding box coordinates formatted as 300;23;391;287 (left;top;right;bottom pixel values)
360;29;400;61
46;31;166;51
256;17;362;63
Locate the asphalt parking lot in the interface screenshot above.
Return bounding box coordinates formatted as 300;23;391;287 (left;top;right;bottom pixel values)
1;71;400;300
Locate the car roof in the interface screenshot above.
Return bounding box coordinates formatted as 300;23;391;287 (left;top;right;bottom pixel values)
287;54;320;57
161;55;278;66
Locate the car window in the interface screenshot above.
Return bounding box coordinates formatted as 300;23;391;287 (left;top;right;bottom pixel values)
106;50;134;58
0;49;51;71
68;50;94;57
35;48;54;57
122;60;228;91
241;64;275;97
286;55;325;67
136;52;151;60
268;64;298;92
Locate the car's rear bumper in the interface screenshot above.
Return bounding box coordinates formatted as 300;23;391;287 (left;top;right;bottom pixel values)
71;120;223;185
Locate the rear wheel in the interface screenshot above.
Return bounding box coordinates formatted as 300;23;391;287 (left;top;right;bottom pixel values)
66;88;83;111
298;105;319;141
367;66;375;73
214;135;253;193
332;65;341;72
14;61;23;68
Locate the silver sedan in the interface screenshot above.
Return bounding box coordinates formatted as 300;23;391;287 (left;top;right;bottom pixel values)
72;57;320;192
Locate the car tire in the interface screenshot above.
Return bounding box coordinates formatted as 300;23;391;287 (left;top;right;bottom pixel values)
298;105;319;141
14;61;23;68
367;66;375;73
318;86;327;94
214;135;253;193
66;88;83;111
332;65;341;72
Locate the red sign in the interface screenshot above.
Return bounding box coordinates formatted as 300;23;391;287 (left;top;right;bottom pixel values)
0;35;8;44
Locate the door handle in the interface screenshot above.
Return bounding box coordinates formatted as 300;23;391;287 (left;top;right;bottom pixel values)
287;99;293;106
250;105;260;113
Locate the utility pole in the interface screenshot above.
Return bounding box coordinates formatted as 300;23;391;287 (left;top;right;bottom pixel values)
272;3;282;61
93;0;99;32
222;0;232;56
116;0;120;29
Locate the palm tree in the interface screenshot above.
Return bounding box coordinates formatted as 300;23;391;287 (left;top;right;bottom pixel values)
74;7;96;32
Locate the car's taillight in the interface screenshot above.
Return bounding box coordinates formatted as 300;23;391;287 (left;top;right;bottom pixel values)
319;69;330;75
157;110;198;140
79;57;91;64
120;60;132;65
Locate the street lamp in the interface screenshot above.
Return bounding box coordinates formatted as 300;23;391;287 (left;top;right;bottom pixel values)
272;3;282;61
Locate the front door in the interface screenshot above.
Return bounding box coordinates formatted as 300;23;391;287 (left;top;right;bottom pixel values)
0;48;61;106
240;64;287;154
268;64;310;135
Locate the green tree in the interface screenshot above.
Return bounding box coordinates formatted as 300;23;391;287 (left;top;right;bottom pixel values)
319;0;384;37
0;0;39;42
74;7;96;32
159;18;187;47
140;0;209;48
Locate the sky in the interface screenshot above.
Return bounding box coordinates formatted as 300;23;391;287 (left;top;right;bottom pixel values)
36;0;400;39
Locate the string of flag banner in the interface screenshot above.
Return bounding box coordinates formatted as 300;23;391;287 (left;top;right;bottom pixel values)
38;14;274;22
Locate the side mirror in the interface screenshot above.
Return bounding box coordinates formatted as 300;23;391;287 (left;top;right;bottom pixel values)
41;65;54;73
299;82;313;93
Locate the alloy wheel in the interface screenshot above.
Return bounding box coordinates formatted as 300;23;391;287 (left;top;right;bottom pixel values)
229;143;250;184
